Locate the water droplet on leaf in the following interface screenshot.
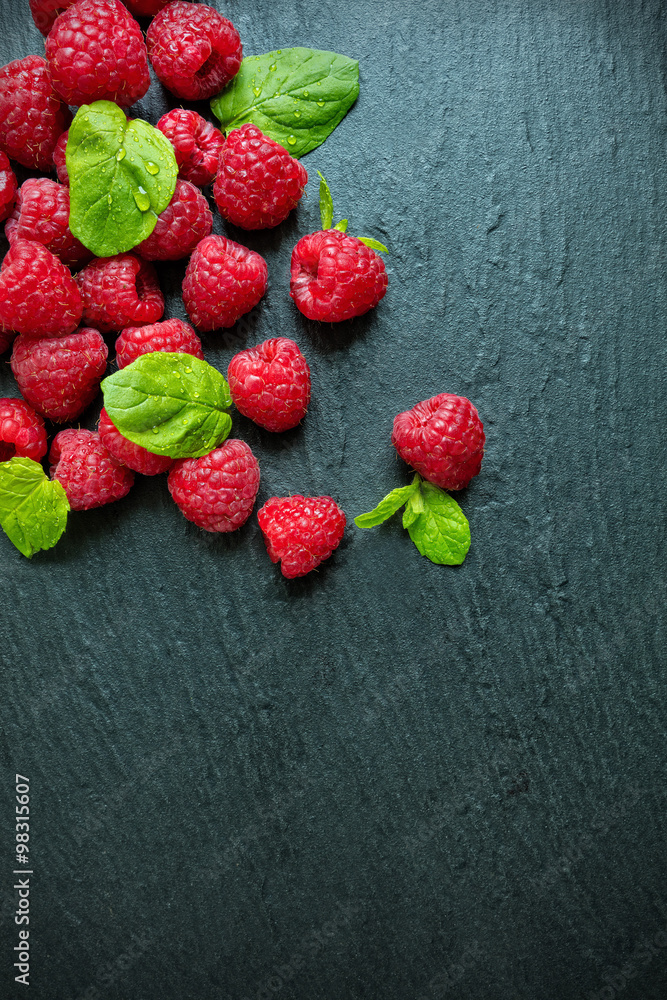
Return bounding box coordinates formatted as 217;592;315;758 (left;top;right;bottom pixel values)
317;100;325;107
294;110;301;118
303;90;309;97
269;64;277;71
287;135;296;145
145;161;159;175
133;186;150;212
116;147;126;161
253;87;261;97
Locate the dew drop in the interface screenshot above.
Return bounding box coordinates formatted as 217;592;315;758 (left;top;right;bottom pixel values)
276;49;282;54
253;87;262;97
133;186;151;212
317;100;325;107
152;427;159;434
303;90;309;97
173;370;181;378
293;110;301;118
193;392;199;398
145;161;159;175
116;147;126;161
182;419;188;424
287;135;297;146
269;64;277;71
184;367;192;373
107;194;112;207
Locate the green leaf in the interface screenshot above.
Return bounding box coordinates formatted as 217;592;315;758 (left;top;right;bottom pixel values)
358;237;388;252
354;480;419;529
101;353;233;459
406;481;471;565
333;219;348;232
317;170;334;229
67;100;178;257
210;48;359;158
0;458;69;558
402;487;425;529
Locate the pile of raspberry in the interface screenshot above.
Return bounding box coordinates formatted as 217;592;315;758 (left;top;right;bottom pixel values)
0;0;479;577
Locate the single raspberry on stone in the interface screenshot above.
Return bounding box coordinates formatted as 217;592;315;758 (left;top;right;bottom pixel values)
50;428;134;510
115;318;204;369
0;152;17;223
0;241;82;339
257;495;346;579
182;235;267;331
391;394;485;491
168;439;260;532
147;2;242;101
52;130;69;185
6;178;92;268
156;109;223;187
98;408;173;476
214;125;308;231
29;0;77;35
136;179;212;261
45;0;150;108
11;328;107;423
0;398;47;462
228;338;311;433
76;254;164;334
290;229;388;323
0;55;71;172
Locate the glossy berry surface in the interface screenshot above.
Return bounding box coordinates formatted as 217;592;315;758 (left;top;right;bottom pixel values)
257;495;346;579
147;2;242;101
391;393;485;491
115;318;204;370
136;179;212;261
214;125;308;230
0;151;17;223
6;178;92;268
50;428;134;510
290;229;388;322
29;0;77;35
0;398;47;462
168;439;260;533
0;240;82;339
228;338;311;432
0;55;71;172
76;254;164;334
183;235;267;331
156;109;223;187
98;409;174;476
11;328;107;423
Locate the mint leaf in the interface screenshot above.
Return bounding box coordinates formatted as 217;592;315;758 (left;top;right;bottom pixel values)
317;170;334;229
354;480;419;528
0;458;69;558
334;219;348;233
406;481;471;565
67;100;178;257
358;237;388;252
402;487;425;529
210;48;359;158
101;353;232;459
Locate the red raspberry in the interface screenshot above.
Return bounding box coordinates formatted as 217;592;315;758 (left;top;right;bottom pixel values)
76;254;164;334
115;318;204;369
52;130;69;185
0;326;15;355
45;0;150;108
156;109;223;187
50;429;134;510
11;328;107;423
0;151;17;223
0;398;47;462
29;0;77;35
168;439;260;532
228;338;311;433
98;408;173;476
0;55;71;172
391;394;485;491
213;125;308;231
6;178;92;268
182;235;267;331
146;2;242;101
123;0;171;16
136;179;212;261
0;241;82;339
290;230;388;323
257;495;346;579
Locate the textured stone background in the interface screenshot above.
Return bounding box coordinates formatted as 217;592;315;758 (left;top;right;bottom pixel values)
1;0;666;998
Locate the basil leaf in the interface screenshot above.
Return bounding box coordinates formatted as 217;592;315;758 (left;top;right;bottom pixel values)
358;237;388;252
67;100;178;257
406;481;471;565
101;353;232;459
0;458;69;558
354;480;419;529
318;171;334;229
211;48;359;158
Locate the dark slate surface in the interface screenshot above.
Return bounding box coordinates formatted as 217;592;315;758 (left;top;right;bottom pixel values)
1;0;666;997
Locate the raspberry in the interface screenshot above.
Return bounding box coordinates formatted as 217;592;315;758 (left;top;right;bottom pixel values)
155;109;223;187
213;125;308;230
6;179;92;268
11;328;107;423
0;241;82;339
147;2;242;101
50;428;134;510
0;55;71;172
182;235;267;331
228;338;311;433
257;495;346;579
115;318;204;369
45;0;150;108
29;0;77;35
98;408;173;476
52;130;69;185
290;229;388;323
136;179;212;261
168;439;260;532
76;254;164;334
0;151;17;223
391;394;485;491
0;398;47;462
